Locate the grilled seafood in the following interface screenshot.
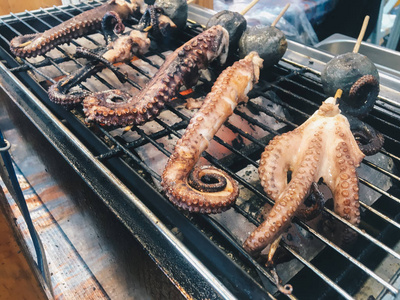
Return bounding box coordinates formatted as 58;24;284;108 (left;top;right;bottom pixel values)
48;29;151;105
10;0;144;58
83;25;229;127
321;54;379;118
206;10;247;48
244;96;365;254
239;25;287;67
347;115;384;156
155;0;188;30
161;52;263;213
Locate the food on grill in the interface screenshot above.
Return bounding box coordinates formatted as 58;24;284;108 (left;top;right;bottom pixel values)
347;115;384;156
238;4;289;67
321;16;379;118
135;5;178;40
155;0;188;30
48;30;151;105
206;10;247;48
161;52;263;213
244;96;365;254
321;56;379;117
238;25;287;67
83;25;229;126
10;0;144;58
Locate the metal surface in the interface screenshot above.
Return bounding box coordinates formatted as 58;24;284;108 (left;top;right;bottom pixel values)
315;33;400;79
0;1;399;299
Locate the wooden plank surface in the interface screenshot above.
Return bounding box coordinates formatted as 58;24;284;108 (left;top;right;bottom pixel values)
0;188;49;300
0;0;61;15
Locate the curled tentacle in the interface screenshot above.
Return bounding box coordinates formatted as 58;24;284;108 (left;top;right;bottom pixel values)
188;166;228;193
102;11;126;44
10;0;143;58
83;25;229;127
347;115;385;156
48;64;100;105
296;182;325;221
48;30;150;106
161;52;263;213
135;5;177;40
339;74;379;118
76;47;127;82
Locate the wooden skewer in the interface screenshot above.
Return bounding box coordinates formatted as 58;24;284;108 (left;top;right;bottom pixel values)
271;3;290;27
334;89;343;100
353;15;370;53
187;0;196;5
240;0;260;16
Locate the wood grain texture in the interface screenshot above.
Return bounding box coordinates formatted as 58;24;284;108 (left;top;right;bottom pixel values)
0;188;49;300
0;0;62;15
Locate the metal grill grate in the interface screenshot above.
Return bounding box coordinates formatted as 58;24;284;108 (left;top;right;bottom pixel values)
0;1;399;299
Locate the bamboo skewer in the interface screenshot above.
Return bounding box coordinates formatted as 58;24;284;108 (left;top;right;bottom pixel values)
240;0;260;16
271;3;290;27
334;89;343;101
353;15;370;53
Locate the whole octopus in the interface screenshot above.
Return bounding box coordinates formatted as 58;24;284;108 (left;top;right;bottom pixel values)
243;95;379;254
10;0;144;58
83;25;229;126
161;52;263;213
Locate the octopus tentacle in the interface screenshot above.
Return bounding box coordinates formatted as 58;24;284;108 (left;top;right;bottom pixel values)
339;75;379;118
102;11;126;44
161;52;263;213
83;25;229;127
347;115;384;156
296;182;325;221
76;47;127;82
244;97;365;254
48;64;100;105
48;30;150;105
10;0;143;58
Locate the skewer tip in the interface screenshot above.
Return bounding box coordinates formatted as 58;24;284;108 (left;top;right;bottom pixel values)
334;89;343;100
271;3;290;27
353;15;370;53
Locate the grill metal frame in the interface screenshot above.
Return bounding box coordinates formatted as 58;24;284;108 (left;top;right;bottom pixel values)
0;1;399;299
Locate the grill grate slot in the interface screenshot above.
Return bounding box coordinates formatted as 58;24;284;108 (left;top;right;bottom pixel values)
0;2;399;298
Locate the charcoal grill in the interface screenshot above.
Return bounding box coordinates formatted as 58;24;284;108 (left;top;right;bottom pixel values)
0;1;399;299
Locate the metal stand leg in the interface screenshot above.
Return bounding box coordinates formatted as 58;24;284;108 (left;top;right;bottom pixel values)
0;129;52;292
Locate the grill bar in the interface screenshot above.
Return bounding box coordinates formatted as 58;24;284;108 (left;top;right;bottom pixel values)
0;2;399;299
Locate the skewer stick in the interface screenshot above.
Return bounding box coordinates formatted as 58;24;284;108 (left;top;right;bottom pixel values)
271;3;290;27
353;15;370;53
334;89;343;101
187;0;196;5
240;0;260;16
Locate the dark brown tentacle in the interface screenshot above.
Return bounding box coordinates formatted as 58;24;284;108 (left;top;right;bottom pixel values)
296;182;325;221
83;25;229;127
48;64;102;105
339;75;379;118
347;115;385;156
102;11;126;44
76;47;127;82
10;0;142;58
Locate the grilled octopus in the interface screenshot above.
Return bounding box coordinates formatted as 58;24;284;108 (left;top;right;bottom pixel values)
48;29;151;105
161;52;263;213
244;96;367;254
83;25;229;126
10;0;144;58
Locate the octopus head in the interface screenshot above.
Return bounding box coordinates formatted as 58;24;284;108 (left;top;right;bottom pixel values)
319;96;340;117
